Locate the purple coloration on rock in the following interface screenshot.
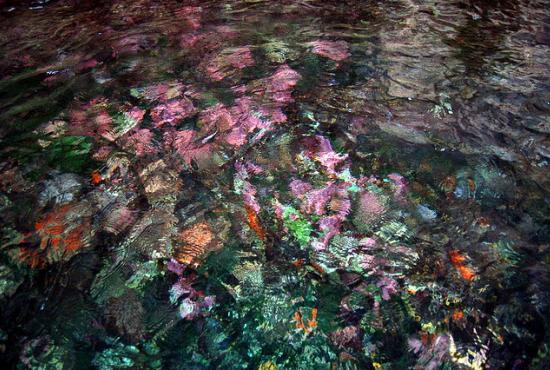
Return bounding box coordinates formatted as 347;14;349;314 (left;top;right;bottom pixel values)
316;215;342;250
125;107;146;124
301;183;336;216
377;276;398;300
289;179;313;198
388;173;408;201
242;180;261;213
167;259;185;275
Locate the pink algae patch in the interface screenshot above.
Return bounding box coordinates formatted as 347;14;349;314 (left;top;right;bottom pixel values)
197;96;285;148
125;106;146;124
150;98;196;128
124;129;157;157
205;46;255;81
180;26;238;52
199;103;237;133
68;100;115;142
75;58;98;72
175;6;202;31
251;64;301;104
356;191;386;221
163;129;213;165
308;40;350;62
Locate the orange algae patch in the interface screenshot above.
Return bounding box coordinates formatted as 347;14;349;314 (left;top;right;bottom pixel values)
467;178;476;193
309;261;326;275
293;308;318;333
245;205;266;241
457;265;475;280
19;205;90;268
174;221;221;266
91;170;103;185
34;204;70;231
45;224;64;236
293;311;305;330
452;310;465;321
477;217;491;228
307;308;318;329
18;248;46;269
292;258;306;267
64;225;86;252
448;249;475;281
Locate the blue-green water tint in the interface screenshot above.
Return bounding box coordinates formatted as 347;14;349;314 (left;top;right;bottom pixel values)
0;0;549;369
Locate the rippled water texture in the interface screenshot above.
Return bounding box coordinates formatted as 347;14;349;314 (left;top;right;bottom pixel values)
0;0;549;369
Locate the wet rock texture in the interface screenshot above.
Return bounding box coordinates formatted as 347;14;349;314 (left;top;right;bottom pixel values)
0;0;549;369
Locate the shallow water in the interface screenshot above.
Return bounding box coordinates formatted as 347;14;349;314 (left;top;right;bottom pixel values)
0;0;549;369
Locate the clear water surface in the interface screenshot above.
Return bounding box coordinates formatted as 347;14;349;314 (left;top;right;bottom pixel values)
0;1;549;369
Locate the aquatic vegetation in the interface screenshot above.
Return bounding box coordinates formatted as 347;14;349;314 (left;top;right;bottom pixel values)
0;1;548;369
262;39;297;64
429;93;453;119
92;338;162;370
281;205;314;247
19;336;70;370
0;264;24;299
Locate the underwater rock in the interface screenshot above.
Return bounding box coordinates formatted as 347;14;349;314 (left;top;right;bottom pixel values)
111;34;158;57
413;333;452;370
139;159;182;202
416;204;437;221
174;6;202;31
38;173;83;207
329;326;361;350
100;204;137;236
262;39;298;63
127;208;177;260
131;81;186;103
307;40;350;62
104;291;145;341
0;1;548;369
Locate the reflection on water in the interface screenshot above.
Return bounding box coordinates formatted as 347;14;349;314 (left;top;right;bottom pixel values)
0;0;549;368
